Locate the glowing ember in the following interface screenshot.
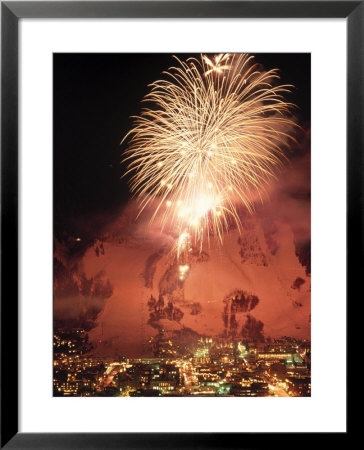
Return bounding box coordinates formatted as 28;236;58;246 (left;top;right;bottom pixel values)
178;264;190;281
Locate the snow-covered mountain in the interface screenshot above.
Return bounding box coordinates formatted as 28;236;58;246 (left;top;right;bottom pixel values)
59;210;310;357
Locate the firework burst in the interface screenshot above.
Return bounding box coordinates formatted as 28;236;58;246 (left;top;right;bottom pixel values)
203;53;231;76
122;53;298;255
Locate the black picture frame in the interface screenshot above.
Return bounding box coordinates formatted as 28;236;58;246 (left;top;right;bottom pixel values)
1;1;358;448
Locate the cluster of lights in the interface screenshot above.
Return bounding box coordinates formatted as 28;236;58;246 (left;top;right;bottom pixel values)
178;264;190;281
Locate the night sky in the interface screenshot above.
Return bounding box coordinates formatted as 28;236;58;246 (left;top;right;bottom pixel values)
54;53;310;245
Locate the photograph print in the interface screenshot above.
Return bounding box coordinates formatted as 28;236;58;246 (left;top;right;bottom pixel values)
53;52;311;397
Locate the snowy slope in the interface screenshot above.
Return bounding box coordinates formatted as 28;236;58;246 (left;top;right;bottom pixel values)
76;213;310;357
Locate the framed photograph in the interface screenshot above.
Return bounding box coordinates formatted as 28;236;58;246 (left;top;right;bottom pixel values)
1;1;357;448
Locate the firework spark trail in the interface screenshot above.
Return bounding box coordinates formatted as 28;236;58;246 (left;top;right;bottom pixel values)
122;53;298;257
